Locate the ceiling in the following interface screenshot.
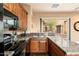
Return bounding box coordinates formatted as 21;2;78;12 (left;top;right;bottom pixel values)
27;3;79;12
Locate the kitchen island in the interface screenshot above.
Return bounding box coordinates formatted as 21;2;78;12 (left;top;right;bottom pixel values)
26;37;48;56
26;37;66;56
48;36;79;56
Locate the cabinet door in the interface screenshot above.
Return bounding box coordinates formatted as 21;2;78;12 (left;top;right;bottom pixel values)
12;3;18;15
3;3;12;11
48;39;56;55
15;4;19;16
48;39;66;56
21;9;25;29
39;40;48;53
18;5;24;30
3;3;17;15
30;40;39;53
17;5;23;29
22;12;27;30
19;6;27;30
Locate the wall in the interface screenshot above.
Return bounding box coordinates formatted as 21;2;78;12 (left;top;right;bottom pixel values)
32;12;79;42
71;13;79;43
32;14;40;32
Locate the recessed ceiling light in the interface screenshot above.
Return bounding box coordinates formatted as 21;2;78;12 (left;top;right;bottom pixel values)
51;4;60;8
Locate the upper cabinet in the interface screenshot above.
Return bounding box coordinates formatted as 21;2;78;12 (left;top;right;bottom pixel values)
12;3;19;16
3;3;11;11
4;3;16;15
22;9;28;30
3;3;28;31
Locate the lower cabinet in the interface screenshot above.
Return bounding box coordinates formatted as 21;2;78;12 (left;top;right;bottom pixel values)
48;39;66;56
30;39;39;53
26;37;66;56
30;38;48;53
39;40;48;53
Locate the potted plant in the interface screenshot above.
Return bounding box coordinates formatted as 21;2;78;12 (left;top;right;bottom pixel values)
47;19;56;32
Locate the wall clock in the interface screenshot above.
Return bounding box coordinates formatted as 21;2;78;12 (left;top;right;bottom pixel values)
74;21;79;31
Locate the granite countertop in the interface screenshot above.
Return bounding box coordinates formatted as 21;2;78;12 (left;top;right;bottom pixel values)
17;33;79;55
47;36;79;55
63;42;79;54
30;37;48;40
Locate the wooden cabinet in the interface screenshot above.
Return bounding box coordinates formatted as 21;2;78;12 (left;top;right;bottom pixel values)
3;3;11;11
22;11;27;30
3;3;28;30
16;4;27;30
20;7;27;30
4;3;16;15
30;37;48;53
30;39;39;53
17;5;23;29
48;39;66;56
11;3;19;16
39;40;48;53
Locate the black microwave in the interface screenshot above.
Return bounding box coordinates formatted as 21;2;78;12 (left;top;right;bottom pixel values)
3;9;18;30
